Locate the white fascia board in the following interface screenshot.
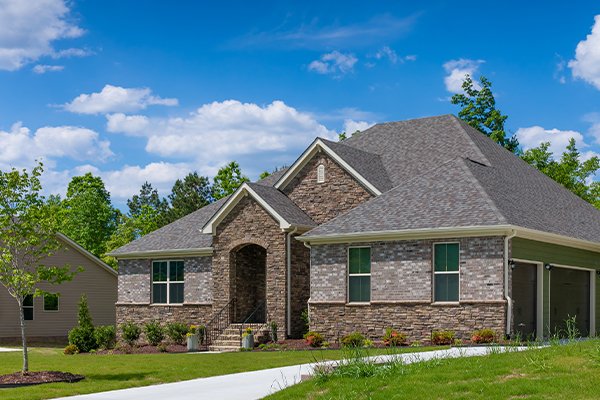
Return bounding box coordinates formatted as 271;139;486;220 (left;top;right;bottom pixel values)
201;183;292;235
274;139;382;196
110;247;214;260
57;233;118;277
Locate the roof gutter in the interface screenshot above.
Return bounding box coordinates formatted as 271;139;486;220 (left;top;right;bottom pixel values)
107;247;214;259
504;229;517;337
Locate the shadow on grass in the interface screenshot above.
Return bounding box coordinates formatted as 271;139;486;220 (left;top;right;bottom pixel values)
85;372;151;381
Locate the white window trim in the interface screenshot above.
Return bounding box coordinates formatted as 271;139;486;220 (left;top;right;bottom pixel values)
432;242;460;304
23;295;34;321
317;164;325;183
43;293;60;312
152;260;185;305
347;246;372;304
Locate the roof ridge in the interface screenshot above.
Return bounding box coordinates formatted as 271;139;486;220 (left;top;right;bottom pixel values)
448;115;491;166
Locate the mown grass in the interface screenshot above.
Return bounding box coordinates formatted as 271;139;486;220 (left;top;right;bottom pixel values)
0;345;437;400
267;339;600;400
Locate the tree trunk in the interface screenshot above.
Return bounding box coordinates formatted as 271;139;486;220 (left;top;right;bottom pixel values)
18;298;29;374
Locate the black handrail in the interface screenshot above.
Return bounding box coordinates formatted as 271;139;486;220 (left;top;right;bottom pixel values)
239;300;268;346
203;298;236;350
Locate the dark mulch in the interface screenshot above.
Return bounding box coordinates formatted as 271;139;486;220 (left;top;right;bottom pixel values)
0;371;84;388
95;344;188;355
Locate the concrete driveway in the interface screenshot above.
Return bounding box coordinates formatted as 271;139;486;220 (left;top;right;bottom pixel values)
54;346;531;400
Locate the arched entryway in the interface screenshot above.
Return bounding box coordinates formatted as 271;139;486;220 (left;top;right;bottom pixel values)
230;243;267;323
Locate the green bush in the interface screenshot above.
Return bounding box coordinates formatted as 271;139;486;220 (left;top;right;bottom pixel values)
166;322;189;345
63;344;78;355
432;330;455;345
121;322;141;346
341;331;366;348
144;321;165;346
94;325;116;349
303;331;324;348
300;308;310;336
67;294;98;353
269;321;278;343
382;328;407;347
471;328;496;344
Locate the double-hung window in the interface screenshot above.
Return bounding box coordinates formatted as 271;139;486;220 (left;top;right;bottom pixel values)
433;243;460;302
23;295;34;320
348;247;371;303
152;260;184;304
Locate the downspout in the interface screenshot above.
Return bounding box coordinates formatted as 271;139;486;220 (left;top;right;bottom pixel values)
286;227;298;338
504;229;517;337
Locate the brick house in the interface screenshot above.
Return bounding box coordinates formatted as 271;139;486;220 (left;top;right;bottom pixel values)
109;114;600;347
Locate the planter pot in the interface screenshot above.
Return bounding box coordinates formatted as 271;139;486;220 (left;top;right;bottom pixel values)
187;334;199;352
242;334;254;349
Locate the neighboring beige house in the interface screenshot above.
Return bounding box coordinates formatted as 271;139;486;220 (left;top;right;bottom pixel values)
0;234;117;342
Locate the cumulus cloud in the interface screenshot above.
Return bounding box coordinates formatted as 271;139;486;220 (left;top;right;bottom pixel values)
343;120;375;134
32;64;64;74
106;113;149;135
63;84;178;115
569;15;600;90
308;51;357;76
443;58;484;93
516;126;591;156
0;122;112;170
0;0;85;71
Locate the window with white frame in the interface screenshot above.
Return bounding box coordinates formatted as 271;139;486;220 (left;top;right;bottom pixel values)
433;243;460;302
23;294;34;320
43;293;59;311
152;260;184;304
317;164;325;183
348;247;371;302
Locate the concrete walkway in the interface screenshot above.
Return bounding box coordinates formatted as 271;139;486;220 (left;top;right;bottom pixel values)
0;347;19;352
54;346;531;400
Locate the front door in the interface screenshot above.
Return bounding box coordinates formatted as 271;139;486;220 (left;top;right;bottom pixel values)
512;262;537;340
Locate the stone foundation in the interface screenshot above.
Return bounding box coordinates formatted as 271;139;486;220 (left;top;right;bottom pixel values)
309;301;506;343
116;304;213;327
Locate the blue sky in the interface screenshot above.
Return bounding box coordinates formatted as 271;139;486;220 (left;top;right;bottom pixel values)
1;0;600;208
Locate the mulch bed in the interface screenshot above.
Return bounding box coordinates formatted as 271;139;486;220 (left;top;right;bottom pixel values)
0;371;84;388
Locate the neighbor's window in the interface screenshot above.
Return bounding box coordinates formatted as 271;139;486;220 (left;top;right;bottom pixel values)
433;243;460;302
44;293;59;311
152;260;184;304
317;164;325;183
23;295;34;320
348;247;371;303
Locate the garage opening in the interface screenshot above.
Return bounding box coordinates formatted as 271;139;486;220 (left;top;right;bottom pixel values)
512;262;537;340
550;267;591;337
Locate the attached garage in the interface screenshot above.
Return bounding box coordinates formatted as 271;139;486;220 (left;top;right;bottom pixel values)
549;266;592;337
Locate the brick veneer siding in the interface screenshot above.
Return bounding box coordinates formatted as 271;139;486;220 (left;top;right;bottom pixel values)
309;236;507;341
290;236;310;338
282;152;373;225
232;244;267;321
212;196;287;339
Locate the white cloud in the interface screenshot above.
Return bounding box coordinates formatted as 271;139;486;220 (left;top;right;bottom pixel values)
516;126;590;156
443;58;484;93
308;51;357;76
106;113;149;135
32;64;64;74
0;0;85;71
343;119;375;134
372;46;416;64
0;122;112;170
63;84;178;115
51;47;94;59
569;15;600;90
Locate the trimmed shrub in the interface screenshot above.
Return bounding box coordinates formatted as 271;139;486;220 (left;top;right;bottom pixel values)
166;323;189;345
63;344;78;355
471;328;496;344
95;325;116;349
300;308;310;336
121;322;141;346
382;328;407;347
304;331;324;348
67;294;97;353
144;321;165;346
432;330;455;345
269;321;278;343
341;332;366;348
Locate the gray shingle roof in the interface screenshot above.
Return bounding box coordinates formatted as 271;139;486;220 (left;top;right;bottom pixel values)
247;183;315;227
256;167;289;186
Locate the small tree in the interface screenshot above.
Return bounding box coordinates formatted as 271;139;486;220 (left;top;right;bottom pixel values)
212;161;249;200
0;163;77;373
68;294;97;352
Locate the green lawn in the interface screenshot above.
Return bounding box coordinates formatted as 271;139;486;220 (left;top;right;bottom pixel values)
0;346;435;400
267;340;600;399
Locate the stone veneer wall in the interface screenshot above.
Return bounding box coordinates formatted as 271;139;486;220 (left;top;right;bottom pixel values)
117;304;213;328
309;236;507;341
211;196;287;339
232;244;267;321
290;236;310;338
282;152;373;225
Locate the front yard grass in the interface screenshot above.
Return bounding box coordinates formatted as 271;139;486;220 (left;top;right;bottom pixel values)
267;339;600;399
0;345;437;400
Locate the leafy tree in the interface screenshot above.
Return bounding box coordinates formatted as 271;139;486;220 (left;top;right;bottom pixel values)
451;75;519;153
167;172;212;221
259;171;271;180
522;139;600;206
0;163;78;373
338;131;347;141
212;161;249;200
127;182;169;220
61;173;118;257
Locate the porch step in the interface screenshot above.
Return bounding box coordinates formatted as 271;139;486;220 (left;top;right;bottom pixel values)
208;323;270;352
